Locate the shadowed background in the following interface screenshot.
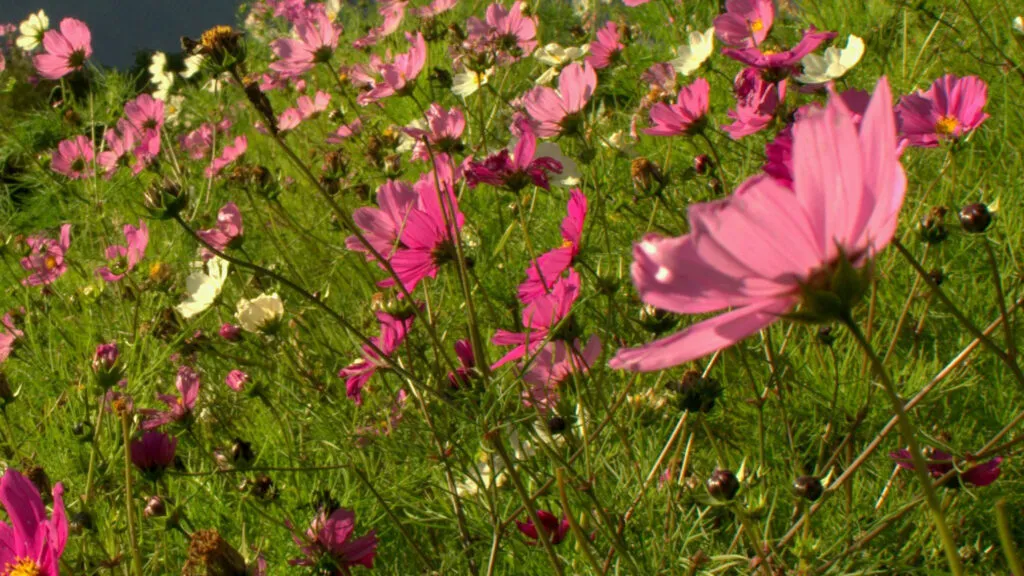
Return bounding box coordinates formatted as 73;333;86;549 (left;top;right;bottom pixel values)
0;0;243;68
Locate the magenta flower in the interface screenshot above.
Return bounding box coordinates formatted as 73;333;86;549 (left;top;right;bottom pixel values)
465;119;563;192
205;135;247;178
493;269;581;369
645;77;710;136
0;468;68;576
339;311;416;405
32;17;91;79
219;323;243;342
516;510;570;545
197;202;244;258
356;32;427;105
714;0;774;48
270;11;342;77
895;74;989;148
522;61;597;138
20;224;71;287
225;369;249;392
722;28;835;71
96;220;149;282
92;342;119;372
141;365;201;429
518;188;587;303
289;508;378;572
130;431;178;478
890;449;1002;488
522;336;601;413
447;339;476;388
51;135;95;179
346;180;418;260
610;77;906;371
466;1;538;62
587;21;624;69
722;68;786;140
404;103;466;162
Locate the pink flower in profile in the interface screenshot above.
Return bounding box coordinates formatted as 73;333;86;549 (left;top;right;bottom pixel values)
180;120;232;160
356;32;427;105
447;340;476;388
51;135;95;179
32;17;91;79
522;336;600;413
641;62;678;95
339;311;416;405
197;202;244;259
722;68;786;140
0;468;68;576
587;22;624;69
270;11;342;77
895;74;989;148
714;0;774;48
346;180;418;261
722;28;835;71
130;431;178;477
96;220;149;282
0;311;23;364
516;510;570;545
205;135;247;177
353;1;406;49
279;90;331;132
225;370;249;392
20;224;71;287
610;77;905;371
414;0;458;18
465;119;563;192
289;508;378;571
141;366;201;429
518;189;587;303
493;269;581;369
404;103;466;161
890;449;1002;488
466;1;538;61
522;62;597;137
326;117;363;143
98;121;139;177
645;77;710;136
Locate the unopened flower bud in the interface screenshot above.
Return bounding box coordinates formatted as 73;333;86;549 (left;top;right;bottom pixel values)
927;268;944;286
694;154;711;175
668;370;722;414
231;438;254;466
706;469;739;501
547;416;567;435
793;475;823;501
917;206;948;244
144;495;167;519
958;203;992;234
219;323;242;342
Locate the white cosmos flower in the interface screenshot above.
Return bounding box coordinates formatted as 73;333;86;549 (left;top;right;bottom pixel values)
452;68;493;98
149;52;175;101
181;54;204;79
16;10;49;52
602;130;636;155
795;34;865;84
1014;16;1024;35
534;43;589;85
235;292;285;333
670;27;715;76
325;0;343;21
176;257;230;319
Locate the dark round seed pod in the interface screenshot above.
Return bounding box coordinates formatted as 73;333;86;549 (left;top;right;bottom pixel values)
958;203;992;234
707;469;740;501
547;416;567;435
793;476;823;502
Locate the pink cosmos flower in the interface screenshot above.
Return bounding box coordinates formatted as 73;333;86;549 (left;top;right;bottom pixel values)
356;32;427;105
714;0;774;48
289;508;378;571
92;342;119;373
622;0;651;5
890;449;1001;488
32;17;91;79
124;93;165;132
339;311;416;405
220;323;243;341
522;61;597;138
0;311;23;364
404;103;466;162
522;336;600;413
141;365;201;429
722;28;835;71
20;224;71;287
641;62;678;96
225;369;249;392
197;202;244;259
353;1;406;49
205;135;247;177
130;431;178;477
518;189;587;303
722;68;786;140
346;180;418;261
414;0;459;18
447;340;476;388
587;22;624;69
493;269;581;369
279;90;331;132
645;77;710;136
465;119;563;192
98;121;140;177
895;74;989;148
180;120;232;160
51;135;95;179
610;77;905;371
516;510;570;545
270;11;342;77
326;117;364;143
0;468;68;576
466;2;538;62
96;220;149;282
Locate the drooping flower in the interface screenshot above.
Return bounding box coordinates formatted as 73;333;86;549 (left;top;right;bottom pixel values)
586;21;624;70
713;0;773;48
20;224;71;287
16;10;49;51
176;257;230;319
670;27;715;76
533;43;589;85
516;510;570;545
645;77;710;136
795;35;865;85
895;74;989;148
356;32;427;105
205;135;248;177
0;468;68;576
130;431;178;478
32;17;91;79
96;220;149;282
141;365;201;429
521;336;600;413
722;28;836;72
402;103;466;161
493;269;581;368
225;370;249;392
346;180;418;260
518;189;587;303
197;202;244;259
890;449;1002;488
521;61;597;137
235;293;285;334
465;119;563;192
289;508;378;571
466;1;538;62
722;68;786;139
610;77;905;371
338;311;415;405
51;135;95;179
269;11;342;77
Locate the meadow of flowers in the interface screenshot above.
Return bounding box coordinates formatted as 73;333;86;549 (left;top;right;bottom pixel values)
1;0;1024;573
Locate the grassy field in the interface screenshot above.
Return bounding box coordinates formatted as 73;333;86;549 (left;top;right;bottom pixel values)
2;0;1024;573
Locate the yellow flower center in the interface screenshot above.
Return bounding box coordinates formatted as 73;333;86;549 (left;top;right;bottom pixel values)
561;239;575;249
200;26;235;50
44;255;57;270
936;115;959;135
749;19;764;33
6;558;42;576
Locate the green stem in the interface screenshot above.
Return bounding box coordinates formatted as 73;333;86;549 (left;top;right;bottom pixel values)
120;412;145;576
996;498;1024;576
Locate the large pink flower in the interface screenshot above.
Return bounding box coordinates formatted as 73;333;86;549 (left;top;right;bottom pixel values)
466;1;538;62
493;269;581;369
521;336;600;413
586;21;624;70
645;77;710;136
895;74;989;148
713;0;774;48
518;189;587;303
51;135;95;180
356;32;427;105
20;224;71;287
522;62;597;138
0;468;68;576
346;180;419;260
141;366;201;429
722;68;786;140
197;202;244;259
96;220;149;282
722;28;835;71
611;77;905;371
270;11;342;77
33;17;91;79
